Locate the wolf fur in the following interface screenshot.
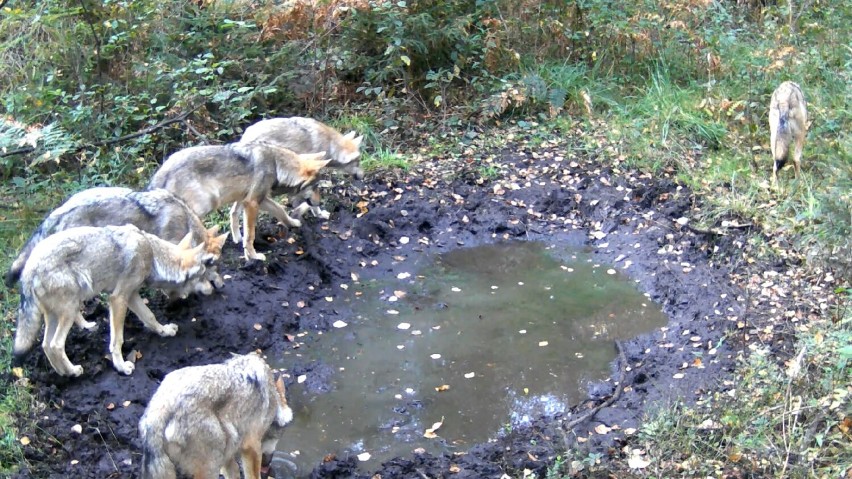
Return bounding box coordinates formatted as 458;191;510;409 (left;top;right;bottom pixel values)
148;142;329;261
14;224;220;376
769;81;807;185
229;117;365;242
5;187;226;296
139;353;293;479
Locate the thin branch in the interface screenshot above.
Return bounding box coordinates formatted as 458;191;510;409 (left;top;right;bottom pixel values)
0;105;202;159
561;340;629;447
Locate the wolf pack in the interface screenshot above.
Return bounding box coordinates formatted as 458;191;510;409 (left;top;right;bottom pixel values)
6;81;807;479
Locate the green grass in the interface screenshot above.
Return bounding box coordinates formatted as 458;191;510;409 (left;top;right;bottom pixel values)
361;147;410;172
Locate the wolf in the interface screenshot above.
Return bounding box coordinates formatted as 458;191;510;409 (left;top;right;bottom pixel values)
148;142;329;261
5;187;227;297
769;81;807;186
139;353;293;479
229;117;365;243
13;224;221;376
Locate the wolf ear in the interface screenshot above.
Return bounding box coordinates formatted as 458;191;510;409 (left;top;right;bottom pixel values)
352;135;363;148
177;232;193;250
206;225;221;237
343;131;356;140
214;232;229;248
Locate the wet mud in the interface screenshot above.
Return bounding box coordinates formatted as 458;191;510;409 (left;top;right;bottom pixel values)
11;135;753;478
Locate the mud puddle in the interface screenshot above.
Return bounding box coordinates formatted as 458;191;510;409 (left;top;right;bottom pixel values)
275;241;667;473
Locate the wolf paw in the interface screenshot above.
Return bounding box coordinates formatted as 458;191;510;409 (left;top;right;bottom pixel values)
69;365;84;377
159;323;179;337
117;361;135;375
317;209;331;220
288;218;302;228
232;231;242;244
79;319;97;330
247;252;267;262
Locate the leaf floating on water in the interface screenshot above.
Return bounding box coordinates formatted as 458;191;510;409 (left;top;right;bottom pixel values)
399;236;410;245
357;452;371;461
451;287;461;292
387;309;400;315
607;269;616;275
397;322;411;330
464;372;475;379
397;272;411;280
538;341;549;347
673;373;685;379
297;374;307;384
430;353;441;359
435;384;450;392
394;290;407;298
332;320;348;328
423;416;444;438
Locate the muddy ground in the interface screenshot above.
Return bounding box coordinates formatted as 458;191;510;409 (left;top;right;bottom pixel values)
11;130;770;478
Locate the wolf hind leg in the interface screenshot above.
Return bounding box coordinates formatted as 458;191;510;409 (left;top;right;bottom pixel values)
229;202;243;244
107;294;136;375
43;312;83;377
238;438;263;479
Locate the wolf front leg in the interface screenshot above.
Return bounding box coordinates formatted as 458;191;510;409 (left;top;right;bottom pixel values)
260;197;302;228
128;292;178;336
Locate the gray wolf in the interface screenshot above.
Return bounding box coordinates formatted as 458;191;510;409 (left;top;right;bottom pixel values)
5;187;227;297
148;142;328;261
13;224;220;376
139;353;293;479
769;81;807;186
229;117;364;243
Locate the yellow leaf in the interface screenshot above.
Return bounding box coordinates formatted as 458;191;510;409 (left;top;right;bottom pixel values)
11;367;24;378
424;416;444;438
19;436;30;446
435;384;450;392
400;55;411;66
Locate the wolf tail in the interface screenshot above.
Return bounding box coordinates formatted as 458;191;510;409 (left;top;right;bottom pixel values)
13;288;43;359
139;422;177;479
5;220;55;287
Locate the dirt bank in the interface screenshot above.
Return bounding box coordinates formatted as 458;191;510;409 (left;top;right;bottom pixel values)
12;130;755;478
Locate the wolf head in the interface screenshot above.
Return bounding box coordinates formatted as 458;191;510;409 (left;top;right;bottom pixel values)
331;131;364;180
172;229;228;296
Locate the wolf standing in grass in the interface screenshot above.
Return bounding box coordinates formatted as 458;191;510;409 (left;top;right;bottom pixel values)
139;353;293;479
229;117;365;242
769;81;807;186
148;142;328;261
13;224;220;377
4;187;227;296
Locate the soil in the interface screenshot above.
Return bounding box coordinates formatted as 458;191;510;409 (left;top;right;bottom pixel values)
11;131;761;479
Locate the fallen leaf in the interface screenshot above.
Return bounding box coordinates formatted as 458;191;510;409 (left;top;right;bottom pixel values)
594;424;611;434
393;290;407;298
11;367;24;378
435;384;450;392
423;416;444;438
357;452;371;461
297;375;307;384
253;323;263;331
627;452;650;469
332;320;348;328
19;436;30;446
71;424;82;434
106;403;115;410
449;465;461;473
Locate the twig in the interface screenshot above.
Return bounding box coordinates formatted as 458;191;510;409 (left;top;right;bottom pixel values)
0;105;202;159
561;340;629;447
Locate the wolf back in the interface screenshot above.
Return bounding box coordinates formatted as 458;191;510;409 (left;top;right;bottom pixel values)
139;353;293;479
5;187;223;294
